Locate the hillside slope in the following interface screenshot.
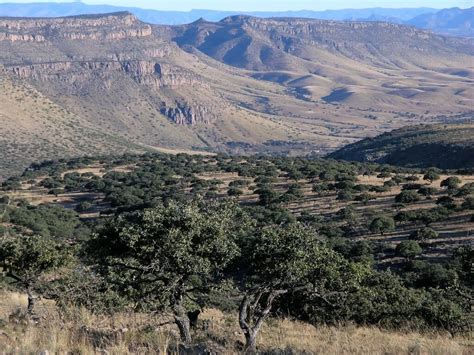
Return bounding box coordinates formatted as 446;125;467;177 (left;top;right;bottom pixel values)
160;16;473;117
0;13;473;176
328;123;474;169
0;69;150;179
0;13;326;172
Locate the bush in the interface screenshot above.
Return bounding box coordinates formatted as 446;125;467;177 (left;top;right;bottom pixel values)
456;183;474;197
418;186;437;197
76;201;93;212
410;227;438;241
436;196;456;209
396;240;422;259
337;190;353;201
461;196;474;210
423;170;440;183
312;183;330;194
255;186;280;206
395;191;421;204
369;216;395;235
355;193;376;204
441;177;461;190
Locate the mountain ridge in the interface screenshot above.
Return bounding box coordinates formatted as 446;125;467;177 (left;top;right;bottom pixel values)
408;7;474;37
0;12;472;177
2;3;470;37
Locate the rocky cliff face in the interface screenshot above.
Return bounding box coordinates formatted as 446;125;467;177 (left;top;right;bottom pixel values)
160;103;216;125
0;12;152;42
0;13;217;126
4;60;202;89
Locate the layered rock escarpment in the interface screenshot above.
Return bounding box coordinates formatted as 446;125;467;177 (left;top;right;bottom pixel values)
0;12;218;126
5;60;202;89
0;12;151;42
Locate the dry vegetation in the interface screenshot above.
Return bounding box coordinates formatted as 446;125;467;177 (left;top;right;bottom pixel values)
0;13;473;179
0;291;471;354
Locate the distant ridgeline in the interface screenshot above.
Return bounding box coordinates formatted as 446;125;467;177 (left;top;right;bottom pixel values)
328;124;474;169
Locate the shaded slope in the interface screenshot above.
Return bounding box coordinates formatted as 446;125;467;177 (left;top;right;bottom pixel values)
328;124;474;169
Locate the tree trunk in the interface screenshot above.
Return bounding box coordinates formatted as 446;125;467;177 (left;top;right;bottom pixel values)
27;289;36;315
244;329;258;353
174;314;192;344
172;293;192;344
239;289;286;353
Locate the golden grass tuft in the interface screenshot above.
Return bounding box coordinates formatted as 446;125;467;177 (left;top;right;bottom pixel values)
0;291;472;354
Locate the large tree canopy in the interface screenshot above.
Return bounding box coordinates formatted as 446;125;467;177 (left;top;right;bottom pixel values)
88;199;249;343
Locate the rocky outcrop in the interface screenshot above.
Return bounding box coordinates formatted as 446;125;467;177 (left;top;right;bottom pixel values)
0;32;45;42
5;60;202;88
7;62;73;79
121;61;202;87
0;12;151;42
160;103;215;125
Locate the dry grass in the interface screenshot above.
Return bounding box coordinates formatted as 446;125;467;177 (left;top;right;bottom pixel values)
0;291;472;354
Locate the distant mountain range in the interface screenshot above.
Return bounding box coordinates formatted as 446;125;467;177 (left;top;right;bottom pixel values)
408;7;474;38
0;2;472;37
0;3;437;23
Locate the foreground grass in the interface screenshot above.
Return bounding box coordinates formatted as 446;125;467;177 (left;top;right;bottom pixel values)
0;292;471;354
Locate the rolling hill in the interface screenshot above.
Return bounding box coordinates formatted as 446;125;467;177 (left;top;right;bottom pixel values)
328;123;474;169
0;12;473;177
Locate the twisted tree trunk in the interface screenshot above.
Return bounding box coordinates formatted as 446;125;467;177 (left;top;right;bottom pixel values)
239;289;287;353
174;313;192;344
172;292;192;344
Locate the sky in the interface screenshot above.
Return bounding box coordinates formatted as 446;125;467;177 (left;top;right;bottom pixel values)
2;0;473;11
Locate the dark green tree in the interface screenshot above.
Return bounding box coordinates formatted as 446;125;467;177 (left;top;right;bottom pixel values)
396;240;422;259
0;234;71;315
461;196;474;210
436;196;456;209
395;190;421;204
227;186;244;197
369;216;395;236
236;223;346;352
88;200;247;343
423;170;440;183
441;177;462;190
410;227;439;241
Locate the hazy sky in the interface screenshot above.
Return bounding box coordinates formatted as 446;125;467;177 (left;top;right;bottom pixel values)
2;0;472;11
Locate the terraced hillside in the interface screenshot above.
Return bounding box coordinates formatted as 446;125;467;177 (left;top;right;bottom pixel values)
0;12;473;178
328;123;474;169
